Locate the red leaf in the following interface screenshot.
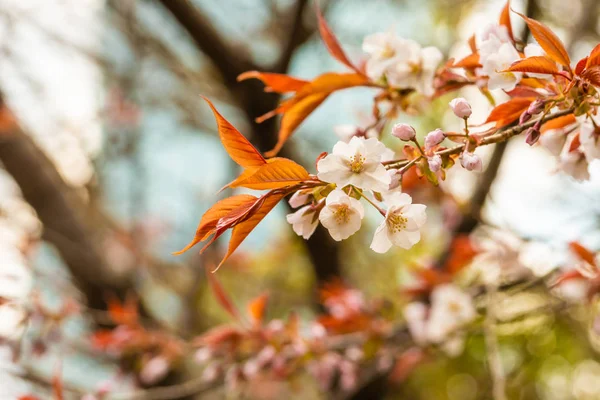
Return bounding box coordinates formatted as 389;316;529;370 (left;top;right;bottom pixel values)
581;66;600;87
237;71;308;93
576;57;589;75
52;364;64;400
505;56;559;75
266;92;329;157
216;191;287;269
173;195;257;255
514;11;571;70
485;97;535;128
586;43;600;69
207;269;240;321
227;157;310;189
107;294;139;326
569;242;597;266
201;96;266;168
451;53;481;69
499;1;514;42
317;7;358;72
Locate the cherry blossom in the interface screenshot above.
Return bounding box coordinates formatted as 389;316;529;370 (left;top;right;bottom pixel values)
317;137;391;192
286;205;319;239
478;24;521;91
392;123;416;141
424;129;445;151
460;152;483;172
426;284;476;343
579;119;600;162
319;189;364;241
362;32;442;95
370;192;426;253
449;98;472;119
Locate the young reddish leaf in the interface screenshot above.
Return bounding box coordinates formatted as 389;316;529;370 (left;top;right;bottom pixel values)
317;7;359;72
52;364;64;400
201;96;266;168
499;1;514;42
586;43;600;69
514;11;571;70
451;53;481;69
581;66;600;87
266;92;329;157
228;157;309;189
107;294;139;326
216;191;287;270
518;77;547;89
485;97;535;127
237;71;308;93
505;56;559;75
576;56;589;75
569;242;597;266
540;113;576;132
467;34;477;53
173;195;257;255
247;293;269;326
206;268;241;321
294;72;369;101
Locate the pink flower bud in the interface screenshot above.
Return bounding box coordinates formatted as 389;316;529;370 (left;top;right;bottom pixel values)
424;129;445;151
449;98;472;119
519;110;532;125
288;191;309;208
428;154;442;172
525;127;541;145
392;123;416;141
527;99;545;115
459;152;483;172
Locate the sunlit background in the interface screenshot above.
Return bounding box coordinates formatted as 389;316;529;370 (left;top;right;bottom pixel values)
1;0;600;399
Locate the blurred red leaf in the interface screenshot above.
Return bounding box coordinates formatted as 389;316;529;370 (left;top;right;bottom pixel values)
247;293;269;327
317;7;359;72
569;241;597;266
586;43;600;69
207;269;241;321
499;1;514;42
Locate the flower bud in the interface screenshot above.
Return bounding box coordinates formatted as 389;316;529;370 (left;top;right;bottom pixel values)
424;129;446;151
459;152;482;172
527;99;545;115
519;111;532;125
392;123;416;141
449;98;472;119
428;154;442;172
525;127;541;145
387;169;401;190
288;191;310;208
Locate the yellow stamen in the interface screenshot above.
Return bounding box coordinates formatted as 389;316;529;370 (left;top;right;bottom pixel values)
387;212;407;233
349;153;366;173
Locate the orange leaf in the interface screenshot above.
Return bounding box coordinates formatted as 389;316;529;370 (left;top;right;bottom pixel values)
505;56;559;75
569;242;597;266
229;157;309;189
317;7;358;72
499;1;514;42
541;113;576;132
201;96;266;168
217;191;287;270
173;195;257;255
237;71;308;93
575;57;588;75
107;294;139;326
247;293;269;326
207;269;241;321
295;72;369;100
266;92;329;157
485;97;535;127
452;53;481;69
586;43;600;69
514;11;571;70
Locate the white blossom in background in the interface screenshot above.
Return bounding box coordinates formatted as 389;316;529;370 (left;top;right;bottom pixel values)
362;32;442;96
286;206;318;240
518;242;563;277
579;119;600;162
540;128;569;156
426;284;476;343
319;189;364;241
370;192;426;253
317;137;391;192
558;150;590;181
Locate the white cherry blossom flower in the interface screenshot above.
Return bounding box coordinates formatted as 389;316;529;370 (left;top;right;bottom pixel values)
370;192;426;253
288;191;310;208
559;149;590;181
317;137;391;192
319;189;364;241
426;284;476;343
482;42;522;91
362;32;442;96
540;128;569;156
286;205;318;239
